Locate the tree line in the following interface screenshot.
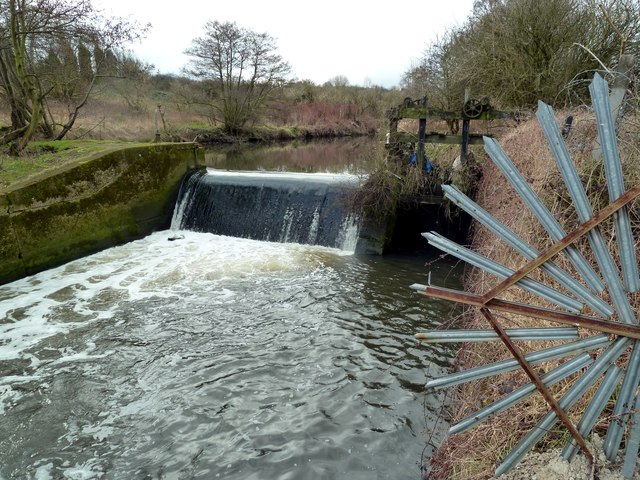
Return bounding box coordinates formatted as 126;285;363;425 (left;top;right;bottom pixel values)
0;0;148;154
402;0;640;111
5;0;635;156
0;2;400;155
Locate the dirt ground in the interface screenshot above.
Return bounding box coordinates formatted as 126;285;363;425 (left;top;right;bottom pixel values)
493;435;639;480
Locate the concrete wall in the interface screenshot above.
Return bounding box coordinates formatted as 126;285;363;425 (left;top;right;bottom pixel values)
0;143;203;285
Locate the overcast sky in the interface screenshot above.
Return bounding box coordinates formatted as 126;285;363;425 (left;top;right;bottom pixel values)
94;0;475;88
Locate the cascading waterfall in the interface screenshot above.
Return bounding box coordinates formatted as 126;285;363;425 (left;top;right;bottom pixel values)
171;168;362;251
170;169;204;230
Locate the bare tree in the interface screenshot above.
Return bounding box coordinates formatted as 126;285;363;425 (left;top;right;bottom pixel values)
401;30;467;110
325;75;350;88
183;20;292;133
0;0;147;154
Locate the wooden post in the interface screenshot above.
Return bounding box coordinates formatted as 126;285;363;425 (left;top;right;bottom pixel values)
388;109;398;143
461;119;470;160
417;96;428;165
154;104;162;143
461;88;472;161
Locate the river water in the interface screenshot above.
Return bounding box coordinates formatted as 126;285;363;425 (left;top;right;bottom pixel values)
0;139;463;479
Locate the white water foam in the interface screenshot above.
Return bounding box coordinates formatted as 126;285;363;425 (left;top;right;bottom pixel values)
338;213;361;251
169;170;203;230
204;168;361;184
34;459;105;480
0;231;354;435
307;207;321;244
0;231;352;365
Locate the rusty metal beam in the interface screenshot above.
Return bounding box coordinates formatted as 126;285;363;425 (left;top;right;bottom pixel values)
411;284;640;340
480;181;640;304
386;132;487;146
480;308;593;462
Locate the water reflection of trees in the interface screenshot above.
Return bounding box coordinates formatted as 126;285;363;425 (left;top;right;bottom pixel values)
204;137;383;173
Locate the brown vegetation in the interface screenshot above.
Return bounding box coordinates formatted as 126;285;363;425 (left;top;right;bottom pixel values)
427;91;640;478
0;75;393;146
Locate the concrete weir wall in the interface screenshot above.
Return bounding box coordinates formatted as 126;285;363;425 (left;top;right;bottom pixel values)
0;143;204;286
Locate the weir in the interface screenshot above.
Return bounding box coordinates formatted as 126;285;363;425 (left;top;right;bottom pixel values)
171;168;361;251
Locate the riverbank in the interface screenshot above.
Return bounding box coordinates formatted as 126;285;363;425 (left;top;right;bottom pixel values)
427;106;640;479
0;125;378;190
188;123;378;145
0;85;385;146
0;142;202;285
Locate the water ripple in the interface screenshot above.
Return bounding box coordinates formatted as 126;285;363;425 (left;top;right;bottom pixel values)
0;233;462;479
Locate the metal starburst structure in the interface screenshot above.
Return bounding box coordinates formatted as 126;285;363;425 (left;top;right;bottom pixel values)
412;74;640;478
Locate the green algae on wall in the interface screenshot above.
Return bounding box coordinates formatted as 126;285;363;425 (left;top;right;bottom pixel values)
0;143;203;285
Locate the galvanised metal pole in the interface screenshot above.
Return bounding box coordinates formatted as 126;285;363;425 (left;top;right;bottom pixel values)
425;334;610;390
423;232;584;313
622;393;640;479
480;183;640;308
604;341;640;460
442;184;613;317
449;353;593;435
495;337;632;477
590;74;640;293
484;136;604;293
481;307;593;461
537;100;637;325
416;327;578;343
562;365;622;461
412;284;640;339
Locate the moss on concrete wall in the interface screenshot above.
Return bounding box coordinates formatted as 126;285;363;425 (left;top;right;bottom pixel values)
0;143;203;285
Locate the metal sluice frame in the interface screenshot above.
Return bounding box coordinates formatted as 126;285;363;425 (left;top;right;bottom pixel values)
413;74;640;478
